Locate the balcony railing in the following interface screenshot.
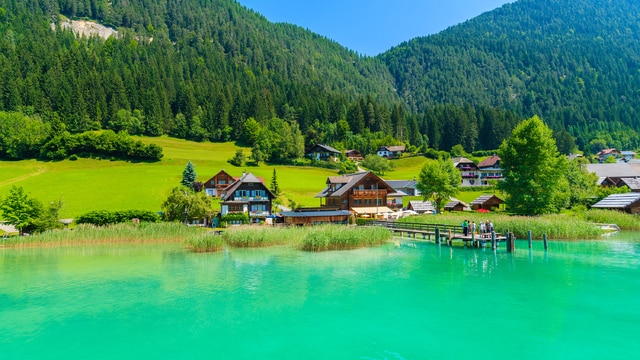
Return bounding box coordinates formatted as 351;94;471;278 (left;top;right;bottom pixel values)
461;174;479;179
233;196;269;202
249;211;270;217
352;189;388;197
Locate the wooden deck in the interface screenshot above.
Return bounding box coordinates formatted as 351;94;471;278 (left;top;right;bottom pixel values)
370;220;507;248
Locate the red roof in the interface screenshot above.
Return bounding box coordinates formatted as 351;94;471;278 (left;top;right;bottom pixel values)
478;155;500;168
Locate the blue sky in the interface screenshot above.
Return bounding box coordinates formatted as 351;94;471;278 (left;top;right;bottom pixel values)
237;0;513;55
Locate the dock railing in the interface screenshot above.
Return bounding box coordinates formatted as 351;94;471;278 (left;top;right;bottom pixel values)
371;220;460;234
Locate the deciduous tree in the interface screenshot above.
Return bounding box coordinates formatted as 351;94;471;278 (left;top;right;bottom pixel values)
416;158;461;214
498;116;570;215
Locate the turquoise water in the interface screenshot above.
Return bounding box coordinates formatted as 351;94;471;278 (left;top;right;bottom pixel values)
1;233;639;359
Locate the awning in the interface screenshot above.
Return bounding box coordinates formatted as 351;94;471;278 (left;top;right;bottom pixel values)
351;206;394;214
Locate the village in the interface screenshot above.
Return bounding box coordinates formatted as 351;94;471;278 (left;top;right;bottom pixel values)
194;145;640;228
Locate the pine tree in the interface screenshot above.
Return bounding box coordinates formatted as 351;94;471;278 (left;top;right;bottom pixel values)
181;161;197;190
270;168;281;196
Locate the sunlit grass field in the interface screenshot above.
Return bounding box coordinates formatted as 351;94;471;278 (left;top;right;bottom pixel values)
0;137;428;218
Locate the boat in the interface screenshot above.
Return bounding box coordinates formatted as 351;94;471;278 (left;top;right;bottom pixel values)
595;223;621;234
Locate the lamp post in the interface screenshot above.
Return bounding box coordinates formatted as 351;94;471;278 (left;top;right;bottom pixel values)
376;182;379;220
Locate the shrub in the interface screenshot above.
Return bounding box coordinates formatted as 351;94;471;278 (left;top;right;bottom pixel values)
76;209;160;226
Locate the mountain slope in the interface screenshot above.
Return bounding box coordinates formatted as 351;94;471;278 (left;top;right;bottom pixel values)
381;0;640;149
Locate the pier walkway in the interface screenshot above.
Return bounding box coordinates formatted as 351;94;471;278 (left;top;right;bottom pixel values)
370;220;507;248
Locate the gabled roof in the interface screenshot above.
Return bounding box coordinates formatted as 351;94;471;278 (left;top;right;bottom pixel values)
470;195;504;205
315;171;395;198
307;143;341;155
452;157;475;166
619;178;640;191
586;163;640;178
408;200;434;212
597;148;619;156
592;193;640;209
378;145;406;152
385;180;417;190
621;151;636;156
221;172;275;201
444;198;471;210
478;155;500;168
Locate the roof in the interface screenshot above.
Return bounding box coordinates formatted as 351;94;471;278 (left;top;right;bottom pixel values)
586;163;640;178
452;157;475;166
280;210;351;218
378;145;406;152
478;155;500;168
470;195;504;205
591;193;640;209
307;143;341;154
621;151;636;156
597;148;619;156
316;171;382;198
385;180;417;190
444;199;471;210
221;172;275;200
619;178;640;191
408;200;434;212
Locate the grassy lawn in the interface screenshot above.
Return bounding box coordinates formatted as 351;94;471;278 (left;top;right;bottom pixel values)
0;137;338;218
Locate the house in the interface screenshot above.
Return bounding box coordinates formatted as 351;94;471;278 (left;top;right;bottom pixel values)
280;208;351;226
407;200;435;214
306;144;341;162
470;195;504;211
586;163;640;187
452;157;480;187
203;170;237;197
444;199;471;212
597;148;620;162
621;151;636;162
376;145;405;158
385;179;420;197
344;149;364;161
477;155;503;186
315;171;396;218
591;193;640;214
220;172;276;223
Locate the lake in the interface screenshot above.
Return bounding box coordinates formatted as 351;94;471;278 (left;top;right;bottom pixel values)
2;232;639;359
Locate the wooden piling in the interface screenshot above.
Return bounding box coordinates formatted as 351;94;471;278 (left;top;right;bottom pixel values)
543;233;548;251
528;230;532;249
491;231;496;251
448;229;452;247
435;227;440;245
507;232;515;253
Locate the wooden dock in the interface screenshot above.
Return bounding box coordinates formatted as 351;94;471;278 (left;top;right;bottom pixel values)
370;220;507;248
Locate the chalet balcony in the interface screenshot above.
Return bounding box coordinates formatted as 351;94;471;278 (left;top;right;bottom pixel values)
249;211;270;217
232;196;270;202
461;174;479;179
459;166;475;170
352;189;387;197
480;175;503;179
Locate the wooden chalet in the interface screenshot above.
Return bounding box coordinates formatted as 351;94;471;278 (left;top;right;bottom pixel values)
204;170;237;197
306;144;341;162
345;149;364;161
453;157;480;187
407;200;435;214
280;208;351;226
315;171;397;218
444;199;471;212
220;172;276;223
597;148;620;163
619;178;640;192
587;163;640;188
591;193;640;214
385;179;419;197
470;195;504;211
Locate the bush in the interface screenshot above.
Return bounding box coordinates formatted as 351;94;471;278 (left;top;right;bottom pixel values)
76;209;161;226
220;212;250;225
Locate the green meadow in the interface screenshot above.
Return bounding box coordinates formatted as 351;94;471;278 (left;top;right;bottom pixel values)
0;137;429;218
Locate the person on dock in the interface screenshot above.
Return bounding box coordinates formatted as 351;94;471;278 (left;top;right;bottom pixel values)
462;219;469;236
471;221;477;236
480;221;486;236
488;220;494;233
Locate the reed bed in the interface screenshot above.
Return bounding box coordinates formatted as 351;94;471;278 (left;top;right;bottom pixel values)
222;224;392;251
582;209;640;231
185;233;225;253
398;213;603;240
1;222;203;248
299;225;392;252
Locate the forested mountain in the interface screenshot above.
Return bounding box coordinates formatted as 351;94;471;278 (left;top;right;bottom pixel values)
382;0;640;151
0;0;638;161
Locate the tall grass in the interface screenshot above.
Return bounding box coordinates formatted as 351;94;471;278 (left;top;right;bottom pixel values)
299;225;392;251
223;225;392;251
1;222;202;248
185;233;224;253
582;209;640;231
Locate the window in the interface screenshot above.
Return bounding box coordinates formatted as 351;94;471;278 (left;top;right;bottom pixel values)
251;204;266;212
359;185;364;190
219;180;226;185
